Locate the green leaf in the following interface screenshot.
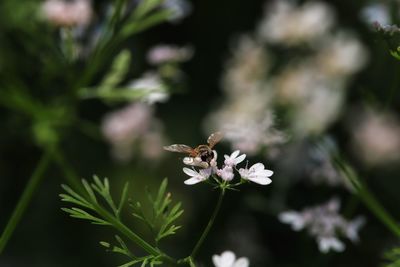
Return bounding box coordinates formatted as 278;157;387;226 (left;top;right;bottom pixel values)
60;176;174;263
82;179;98;204
384;247;400;267
60;185;92;208
100;241;111;248
119;260;143;267
333;155;400;239
99;50;131;90
62;207;110;225
390;49;400;60
77;87;148;101
155;179;168;212
118;182;130;217
131;0;164;20
130;178;183;243
120;10;172;39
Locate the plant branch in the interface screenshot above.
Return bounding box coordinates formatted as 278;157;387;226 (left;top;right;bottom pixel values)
190;189;225;259
333;156;400;239
0;149;52;254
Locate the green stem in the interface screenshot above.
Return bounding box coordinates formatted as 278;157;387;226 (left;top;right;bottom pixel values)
63;27;75;62
177;256;196;267
334;156;400;238
94;199;177;264
359;183;400;238
384;58;400;110
0;149;52;254
190;189;225;259
94;205;163;257
188;257;196;267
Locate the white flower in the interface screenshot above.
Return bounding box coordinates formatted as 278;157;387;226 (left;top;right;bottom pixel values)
360;3;390;26
212;251;249;267
224;150;246;167
182;167;211;185
279;198;365;253
344;217;365;242
318;236;345;253
102;103;160;161
129;72;169;104
279;211;307;231
162;0;192;22
350;109;400;166
42;0;92;27
217;166;234;181
147;45;193;65
239;163;273;185
257;1;334;45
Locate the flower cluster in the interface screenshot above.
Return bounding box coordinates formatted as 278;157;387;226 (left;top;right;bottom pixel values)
180;149;273;187
42;0;92;27
279;198;365;253
212;251;249;267
203;36;286;156
349;108;400;166
102;103;167;162
204;0;367;155
257;1;334;46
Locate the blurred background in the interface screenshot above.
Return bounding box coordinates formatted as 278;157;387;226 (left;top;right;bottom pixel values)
1;0;400;266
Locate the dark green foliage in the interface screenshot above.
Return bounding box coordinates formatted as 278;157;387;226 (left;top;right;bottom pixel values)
60;177;183;266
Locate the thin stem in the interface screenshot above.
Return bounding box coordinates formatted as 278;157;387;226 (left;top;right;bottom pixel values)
334;156;400;238
190;189;225;259
358;182;400;238
0;149;52;254
94;205;162;257
188;257;196;267
63;27;75;62
177;256;196;267
384;63;400;110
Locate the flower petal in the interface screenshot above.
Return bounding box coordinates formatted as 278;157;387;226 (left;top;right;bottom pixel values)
279;211;305;231
248;176;272;185
233;258;250;267
318;237;345;253
212;255;221;267
199;168;212;177
183;167;199;177
238;168;249;178
255;169;274;177
250;163;265;171
220;251;235;266
231;150;240;158
184;177;202;185
234;154;246;165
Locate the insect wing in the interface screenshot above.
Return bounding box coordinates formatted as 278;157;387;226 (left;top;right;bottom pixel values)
163;144;194;154
207;132;223;148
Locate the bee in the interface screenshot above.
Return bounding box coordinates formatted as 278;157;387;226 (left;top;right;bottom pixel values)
163;132;223;167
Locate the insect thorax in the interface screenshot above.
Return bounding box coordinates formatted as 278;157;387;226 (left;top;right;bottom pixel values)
196;145;214;163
